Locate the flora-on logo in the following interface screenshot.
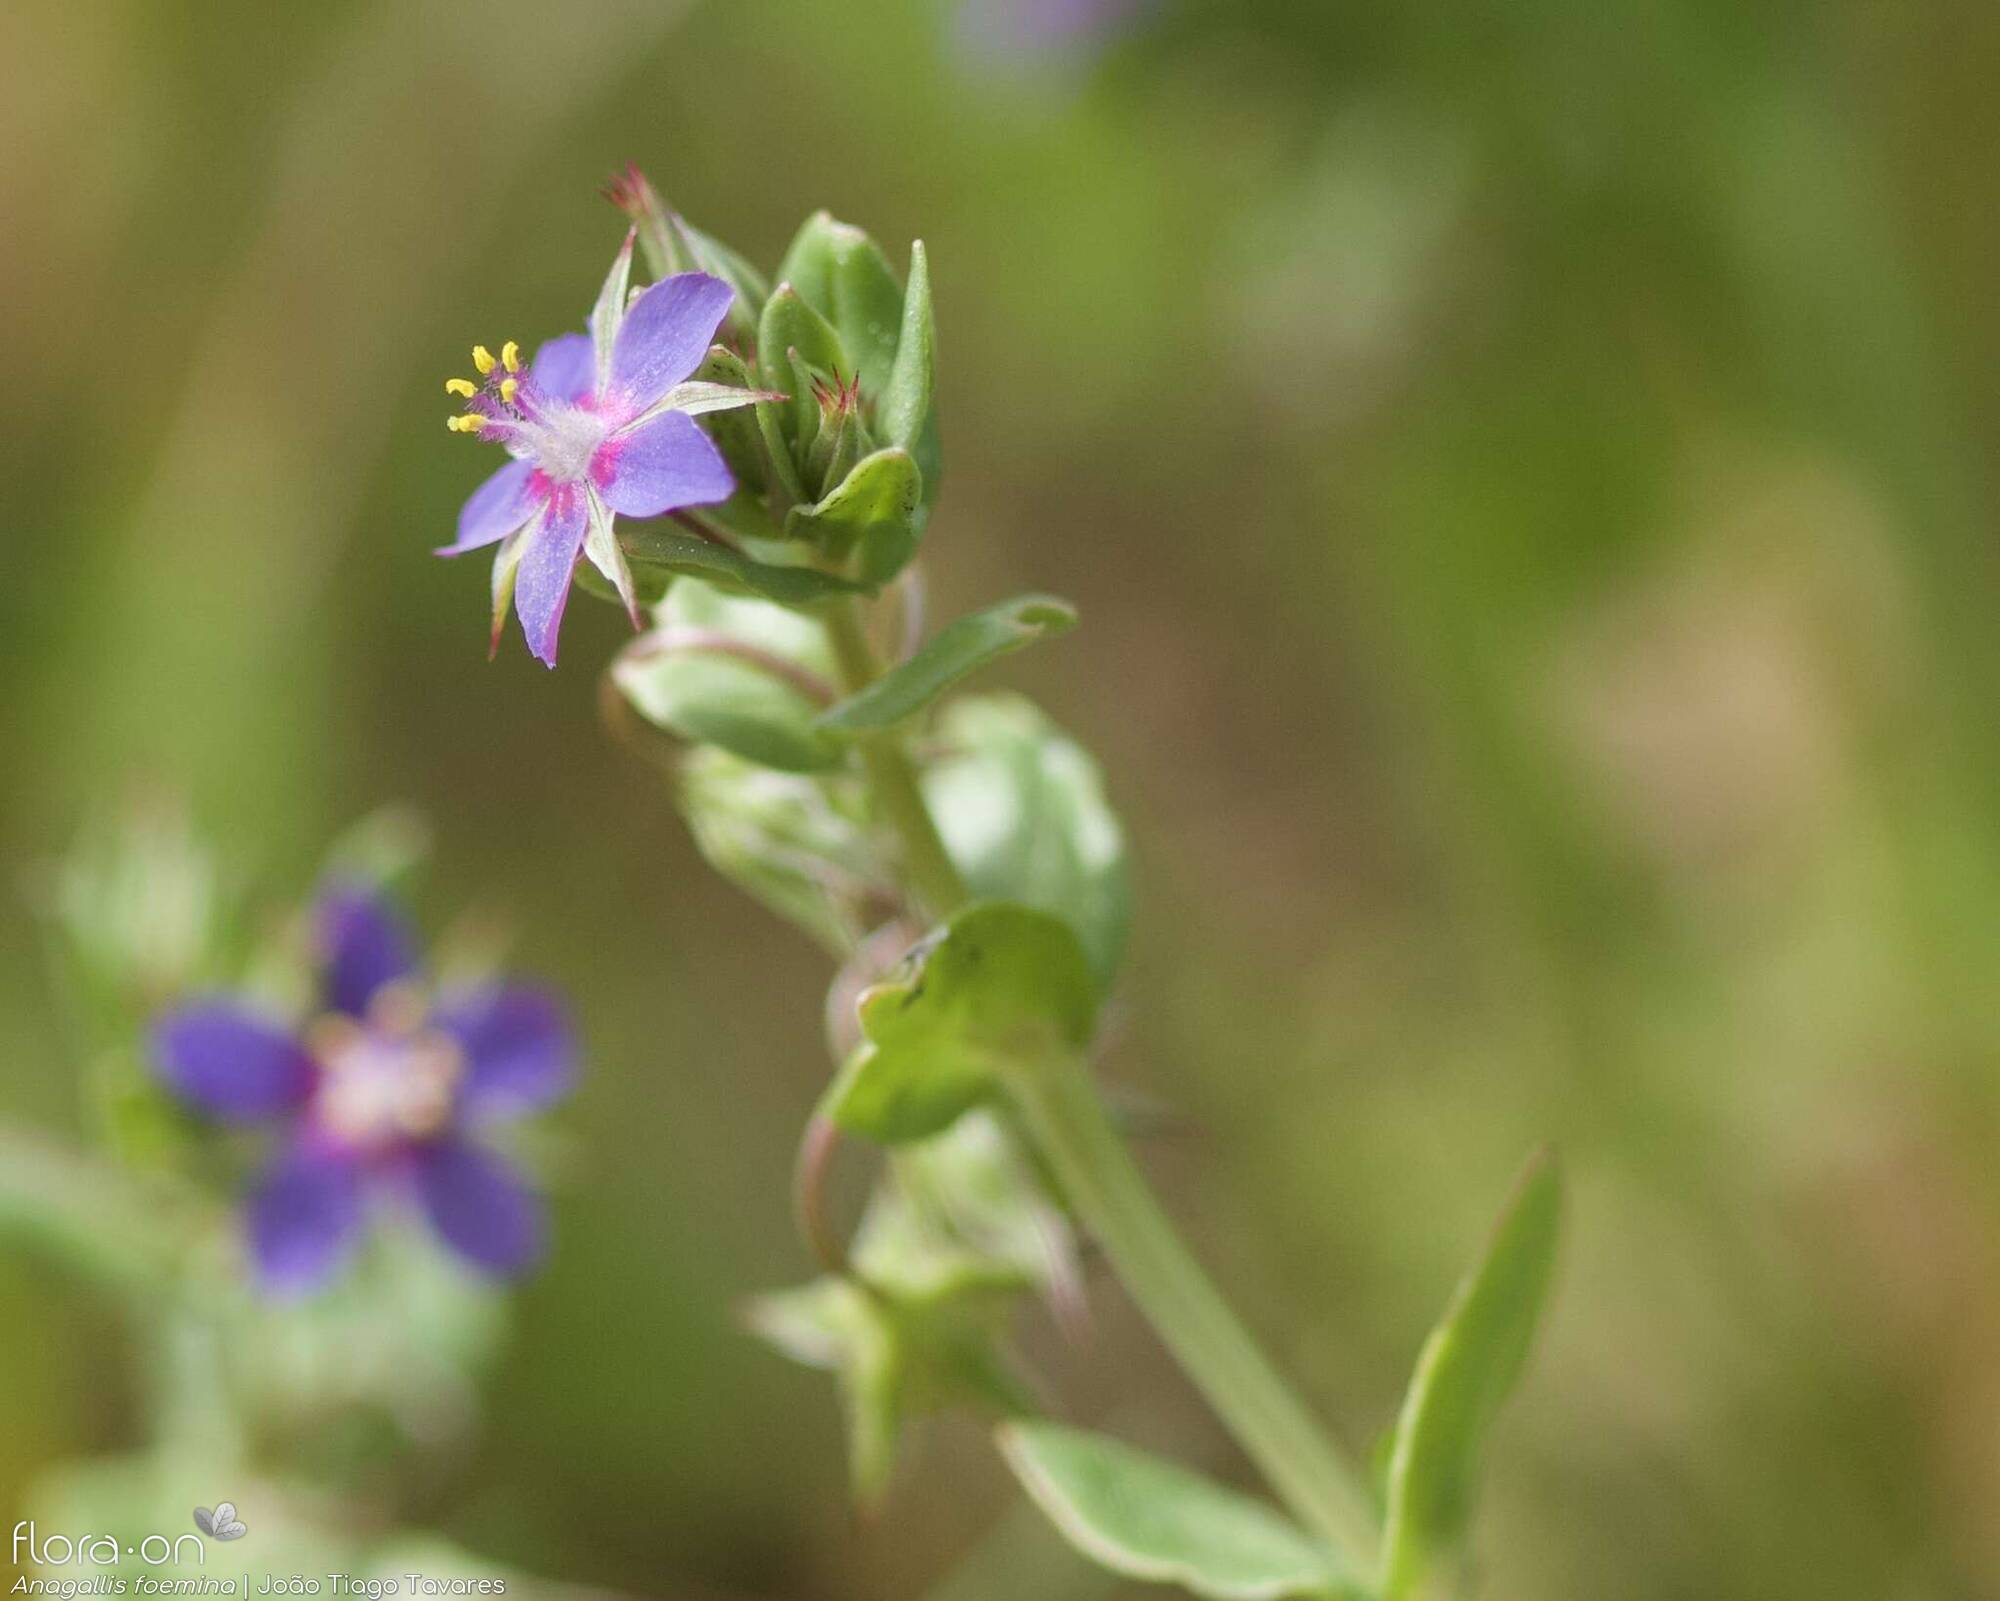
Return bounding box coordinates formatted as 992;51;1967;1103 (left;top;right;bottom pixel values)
191;1505;246;1543
11;1521;205;1568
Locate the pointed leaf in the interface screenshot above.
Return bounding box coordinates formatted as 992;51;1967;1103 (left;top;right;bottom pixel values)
617;524;863;607
784;446;925;584
1379;1149;1563;1598
819;595;1077;734
999;1423;1346;1601
823;902;1098;1144
883;240;935;456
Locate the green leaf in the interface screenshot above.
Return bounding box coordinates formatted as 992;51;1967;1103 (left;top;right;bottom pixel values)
776;211;908;399
612;580;841;773
924;694;1132;991
784;446;925;584
1379;1149;1563;1599
617;524;863;607
883;241;937;485
999;1423;1346;1601
818;595;1078;734
823;902;1098;1143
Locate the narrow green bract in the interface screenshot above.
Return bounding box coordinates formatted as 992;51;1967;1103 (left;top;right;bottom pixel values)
1378;1151;1563;1598
818;594;1077;734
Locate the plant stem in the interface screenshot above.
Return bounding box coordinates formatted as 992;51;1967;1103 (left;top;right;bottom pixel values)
822;596;970;920
824;591;1377;1565
1006;1050;1382;1567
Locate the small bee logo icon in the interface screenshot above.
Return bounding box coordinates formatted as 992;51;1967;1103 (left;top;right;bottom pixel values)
193;1504;247;1542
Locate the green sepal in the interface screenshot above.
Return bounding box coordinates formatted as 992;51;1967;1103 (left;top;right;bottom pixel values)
690;345;770;497
882;240;940;504
821;902;1098;1144
805;388;872;504
924;694;1132;993
617;523;864;607
783;446;925;584
818;595;1077;734
998;1423;1350;1601
612;580;841;773
1379;1150;1563;1599
759;284;848;445
776;211;908;401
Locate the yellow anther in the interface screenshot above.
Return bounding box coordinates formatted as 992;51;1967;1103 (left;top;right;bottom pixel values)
445;377;477;398
471;345;497;375
498;377;519;405
500;340;522;373
447;414;484;434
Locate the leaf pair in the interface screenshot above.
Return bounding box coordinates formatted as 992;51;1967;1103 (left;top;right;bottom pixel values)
997;1153;1565;1601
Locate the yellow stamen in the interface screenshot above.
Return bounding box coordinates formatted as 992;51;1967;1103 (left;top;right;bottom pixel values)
472;344;497;375
448;414;484;433
498;377;519;405
445;377;477;398
500;340;522;373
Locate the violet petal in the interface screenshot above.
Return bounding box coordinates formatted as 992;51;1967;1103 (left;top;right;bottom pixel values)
318;884;419;1017
434;985;576;1118
438;459;540;556
530;332;595;404
512;485;589;668
248;1145;365;1294
595;410;734;518
151;1002;316;1122
413;1137;544;1274
608;273;735;414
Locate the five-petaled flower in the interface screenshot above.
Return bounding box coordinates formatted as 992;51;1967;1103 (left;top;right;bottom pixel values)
438;229;764;667
151;884;575;1294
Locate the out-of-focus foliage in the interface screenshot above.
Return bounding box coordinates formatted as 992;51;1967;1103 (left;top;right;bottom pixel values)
4;0;1999;1597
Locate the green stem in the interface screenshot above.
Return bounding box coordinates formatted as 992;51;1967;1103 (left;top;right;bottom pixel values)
1006;1050;1382;1567
823;597;970;920
823;591;1375;1564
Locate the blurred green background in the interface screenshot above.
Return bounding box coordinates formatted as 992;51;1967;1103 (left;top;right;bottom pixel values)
6;0;2000;1595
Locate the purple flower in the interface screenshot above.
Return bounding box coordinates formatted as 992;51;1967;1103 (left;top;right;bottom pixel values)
439;229;766;668
151;885;576;1295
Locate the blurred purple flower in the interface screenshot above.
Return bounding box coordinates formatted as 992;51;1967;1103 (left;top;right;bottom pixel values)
439;230;766;668
151;885;576;1295
957;0;1155;67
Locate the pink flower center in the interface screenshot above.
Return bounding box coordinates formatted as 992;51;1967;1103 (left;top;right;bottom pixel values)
305;982;463;1150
